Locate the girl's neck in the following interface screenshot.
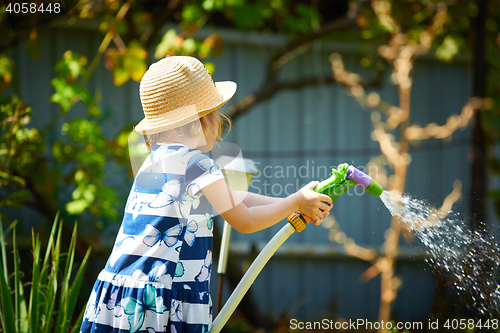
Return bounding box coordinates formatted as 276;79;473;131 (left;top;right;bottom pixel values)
162;134;213;152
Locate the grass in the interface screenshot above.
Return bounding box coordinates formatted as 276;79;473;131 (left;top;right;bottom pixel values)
0;213;91;333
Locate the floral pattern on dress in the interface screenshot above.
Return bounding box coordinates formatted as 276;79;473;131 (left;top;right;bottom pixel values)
122;284;167;333
195;250;212;282
131;260;171;283
149;180;200;219
142;224;183;248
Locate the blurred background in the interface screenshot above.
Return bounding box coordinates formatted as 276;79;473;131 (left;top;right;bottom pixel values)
1;0;500;332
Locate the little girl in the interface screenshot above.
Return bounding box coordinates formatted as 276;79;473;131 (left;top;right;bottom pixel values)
80;56;332;333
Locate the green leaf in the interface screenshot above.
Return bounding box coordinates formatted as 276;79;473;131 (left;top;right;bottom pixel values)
155;29;178;59
199;34;223;58
182;38;197;55
116;128;131;148
40;214;61;333
50;78;77;112
13;228;20;333
123;41;148;82
0;55;15;89
54;51;87;81
28;230;41;333
113;66;130;87
436;35;462;62
51;53;93;112
0;170;26;186
66;198;89;214
55;222;83;333
0;262;16;333
202;0;215;11
0;223;16;333
203;62;216;76
18;280;27;333
182;5;203;25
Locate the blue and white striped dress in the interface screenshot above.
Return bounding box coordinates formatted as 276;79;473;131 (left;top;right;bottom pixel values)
80;143;224;333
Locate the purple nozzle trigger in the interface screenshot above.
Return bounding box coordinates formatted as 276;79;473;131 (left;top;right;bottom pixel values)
346;165;371;190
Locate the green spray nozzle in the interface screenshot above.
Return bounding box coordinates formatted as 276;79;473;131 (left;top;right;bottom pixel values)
288;163;384;232
313;163;383;203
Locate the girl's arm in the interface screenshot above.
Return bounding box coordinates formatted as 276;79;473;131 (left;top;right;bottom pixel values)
234;191;284;207
202;179;332;234
234;191;328;226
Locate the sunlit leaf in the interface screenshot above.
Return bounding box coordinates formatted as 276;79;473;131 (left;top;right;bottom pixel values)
66;198;88;214
74;169;86;182
104;48;122;70
155;29;178;59
104;41;147;85
0;55;14;88
124;42;148;82
113;67;130;86
182;38;197;55
128;41;148;60
199;34;223;58
54;50;87;82
0;170;25;186
182;5;203;25
203;62;216;75
202;0;215;11
436;35;462;62
50;78;76;112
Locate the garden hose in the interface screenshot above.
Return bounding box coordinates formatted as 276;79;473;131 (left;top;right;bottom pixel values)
210;164;383;332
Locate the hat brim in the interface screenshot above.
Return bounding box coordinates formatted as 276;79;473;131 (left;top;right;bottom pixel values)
134;81;237;135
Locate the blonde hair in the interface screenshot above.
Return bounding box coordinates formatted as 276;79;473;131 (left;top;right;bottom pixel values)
146;109;231;150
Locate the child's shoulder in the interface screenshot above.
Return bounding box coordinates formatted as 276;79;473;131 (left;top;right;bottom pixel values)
186;150;218;176
187;149;214;165
153;144;217;171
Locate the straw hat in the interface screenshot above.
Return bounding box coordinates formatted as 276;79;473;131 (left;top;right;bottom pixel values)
135;56;237;135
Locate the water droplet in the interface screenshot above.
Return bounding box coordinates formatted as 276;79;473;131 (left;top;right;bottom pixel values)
379;190;500;314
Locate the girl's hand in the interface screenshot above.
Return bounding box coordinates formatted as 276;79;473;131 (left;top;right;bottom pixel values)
310;209;331;226
293;181;333;222
302;207;332;226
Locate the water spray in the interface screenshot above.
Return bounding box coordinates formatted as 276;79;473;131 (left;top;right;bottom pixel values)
211;163;383;332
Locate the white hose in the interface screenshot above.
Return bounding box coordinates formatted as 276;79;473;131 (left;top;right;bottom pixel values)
217;222;232;275
210;223;296;333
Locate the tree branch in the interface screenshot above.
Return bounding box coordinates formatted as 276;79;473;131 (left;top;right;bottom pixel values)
267;0;369;78
227;72;382;122
404;97;483;141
